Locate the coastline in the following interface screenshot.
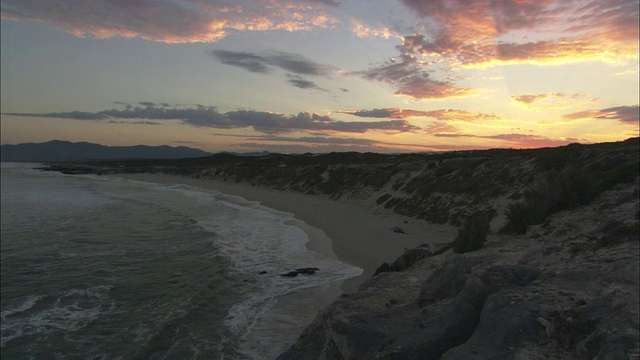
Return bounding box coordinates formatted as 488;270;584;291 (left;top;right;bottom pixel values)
115;172;456;292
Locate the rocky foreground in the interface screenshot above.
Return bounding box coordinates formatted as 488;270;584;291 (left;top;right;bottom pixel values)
278;180;639;359
45;139;639;359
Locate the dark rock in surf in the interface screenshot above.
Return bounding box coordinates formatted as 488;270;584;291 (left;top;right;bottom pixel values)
296;267;319;275
281;267;320;277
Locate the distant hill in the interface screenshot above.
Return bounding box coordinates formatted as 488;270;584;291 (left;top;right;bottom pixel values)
0;140;213;162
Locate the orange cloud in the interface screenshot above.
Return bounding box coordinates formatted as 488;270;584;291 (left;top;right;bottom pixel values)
349;19;396;39
424;122;461;135
399;0;639;67
0;0;338;43
563;105;639;125
511;92;600;110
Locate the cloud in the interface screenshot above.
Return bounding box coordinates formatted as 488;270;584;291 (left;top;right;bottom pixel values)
2;110;108;120
0;0;338;43
357;54;474;100
338;108;431;119
243;135;380;146
397;0;638;67
231;134;463;153
211;50;334;76
287;75;327;91
211;50;335;90
339;108;503;121
107;120;163;125
424;122;461;135
3;104;421;134
563;105;639;125
434;133;584;148
224;110;420;133
211;50;271;73
349;18;396;39
511;92;600;110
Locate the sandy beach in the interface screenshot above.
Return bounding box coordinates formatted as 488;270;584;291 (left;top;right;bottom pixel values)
116;173;456;292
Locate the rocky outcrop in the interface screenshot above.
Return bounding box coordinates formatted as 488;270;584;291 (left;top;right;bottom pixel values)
278;181;639;359
373;245;434;275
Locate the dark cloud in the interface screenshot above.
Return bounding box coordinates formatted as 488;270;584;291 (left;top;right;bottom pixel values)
287;75;327;91
339;108;503;121
224;110;419;133
267;51;333;76
234;134;500;153
235;137;420;153
139;101;156;107
2;111;108;120
339;108;431;119
563;105;639;125
211;50;271;73
357;54;473;100
304;0;340;7
3;104;421;134
211;50;334;76
107;120;163;125
247;136;379;146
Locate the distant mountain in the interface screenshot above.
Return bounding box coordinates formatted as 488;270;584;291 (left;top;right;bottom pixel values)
0;140;213;162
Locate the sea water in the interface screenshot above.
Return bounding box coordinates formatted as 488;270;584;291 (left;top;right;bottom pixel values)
0;163;362;359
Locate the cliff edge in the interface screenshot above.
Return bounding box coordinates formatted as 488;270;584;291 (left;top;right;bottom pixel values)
278;180;639;359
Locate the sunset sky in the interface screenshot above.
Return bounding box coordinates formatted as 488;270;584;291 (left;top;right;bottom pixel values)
1;0;638;153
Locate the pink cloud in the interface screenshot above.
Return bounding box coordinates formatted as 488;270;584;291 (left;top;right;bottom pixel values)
563;105;639;124
511;92;599;110
398;0;638;66
0;0;337;43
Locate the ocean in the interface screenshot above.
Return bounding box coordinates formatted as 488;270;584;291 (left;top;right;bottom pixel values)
0;162;362;359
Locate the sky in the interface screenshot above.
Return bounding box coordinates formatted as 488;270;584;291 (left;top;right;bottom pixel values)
1;0;638;153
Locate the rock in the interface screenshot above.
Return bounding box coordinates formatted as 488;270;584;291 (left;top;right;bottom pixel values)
296;267;319;275
279;181;639;359
373;247;432;275
418;255;471;304
391;226;406;234
280;267;320;277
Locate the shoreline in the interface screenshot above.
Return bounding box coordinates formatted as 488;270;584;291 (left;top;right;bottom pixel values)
113;172;456;292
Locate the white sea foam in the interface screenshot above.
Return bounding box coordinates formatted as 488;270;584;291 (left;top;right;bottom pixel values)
0;285;114;345
152;181;363;358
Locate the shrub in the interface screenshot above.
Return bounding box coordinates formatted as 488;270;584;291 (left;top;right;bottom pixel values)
503;169;598;234
596;221;640;248
453;212;491;253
